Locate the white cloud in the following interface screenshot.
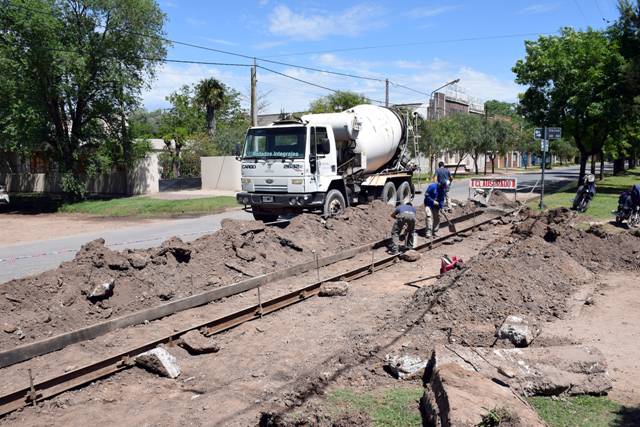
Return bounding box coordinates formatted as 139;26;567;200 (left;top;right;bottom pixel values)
258;0;269;5
406;5;459;18
163;1;177;8
268;4;385;40
253;40;287;50
202;37;238;47
517;3;559;15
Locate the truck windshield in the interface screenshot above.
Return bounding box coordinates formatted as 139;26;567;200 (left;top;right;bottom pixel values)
243;127;306;159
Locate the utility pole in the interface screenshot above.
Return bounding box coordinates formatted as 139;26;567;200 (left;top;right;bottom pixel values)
385;78;389;107
539;127;547;209
250;57;258;126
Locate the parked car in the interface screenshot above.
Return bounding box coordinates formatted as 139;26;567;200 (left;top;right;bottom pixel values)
0;185;9;205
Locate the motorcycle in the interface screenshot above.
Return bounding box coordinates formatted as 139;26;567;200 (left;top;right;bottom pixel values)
573;187;594;212
0;185;9;205
615;204;640;228
572;174;596;213
615;188;640;228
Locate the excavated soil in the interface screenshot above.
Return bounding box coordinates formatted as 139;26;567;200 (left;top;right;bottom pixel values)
408;207;640;340
0;201;435;349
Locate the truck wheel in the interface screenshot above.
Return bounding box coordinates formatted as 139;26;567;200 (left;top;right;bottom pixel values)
396;181;413;204
324;189;346;217
252;208;279;222
381;182;397;205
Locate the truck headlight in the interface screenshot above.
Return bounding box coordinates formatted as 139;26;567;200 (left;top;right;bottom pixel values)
241;178;251;184
291;179;303;185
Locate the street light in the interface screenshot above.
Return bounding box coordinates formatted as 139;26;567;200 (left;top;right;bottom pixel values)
429;78;460;121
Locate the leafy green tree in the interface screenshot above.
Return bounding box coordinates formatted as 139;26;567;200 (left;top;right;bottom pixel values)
159;85;202;178
0;0;167;196
195;78;226;138
513;28;625;183
485;100;517;117
308;91;369;113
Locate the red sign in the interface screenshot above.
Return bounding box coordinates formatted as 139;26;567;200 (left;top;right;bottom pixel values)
470;178;517;189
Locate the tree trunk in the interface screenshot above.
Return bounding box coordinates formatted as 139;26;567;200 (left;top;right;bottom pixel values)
206;106;216;138
452;153;467;177
578;151;588;185
527;151;532;168
599;151;604;181
490;155;495;174
613;157;625;175
472;154;479;174
590;155;596;175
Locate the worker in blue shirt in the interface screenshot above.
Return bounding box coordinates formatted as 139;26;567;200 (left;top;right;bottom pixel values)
424;182;444;238
434;161;453;211
388;201;416;254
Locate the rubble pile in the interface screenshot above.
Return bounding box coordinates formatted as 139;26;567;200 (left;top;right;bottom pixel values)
0;201;420;349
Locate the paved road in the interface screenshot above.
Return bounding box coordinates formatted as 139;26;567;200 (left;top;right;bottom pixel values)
0;209;252;284
0;165;587;284
416;164;587;205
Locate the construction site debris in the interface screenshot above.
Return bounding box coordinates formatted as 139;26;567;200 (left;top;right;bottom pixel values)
178;330;220;355
400;250;421;262
384;353;427;379
421;363;545;427
318;281;349;297
426;344;612;397
135;347;181;378
87;279;115;303
496;315;539;347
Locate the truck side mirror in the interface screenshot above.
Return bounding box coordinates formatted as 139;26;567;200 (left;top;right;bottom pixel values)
233;143;241;157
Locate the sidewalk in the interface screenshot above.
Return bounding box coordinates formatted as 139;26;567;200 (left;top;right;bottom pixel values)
148;188;237;200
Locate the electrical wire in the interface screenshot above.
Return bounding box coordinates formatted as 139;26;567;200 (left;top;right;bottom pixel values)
257;65;386;105
572;0;590;25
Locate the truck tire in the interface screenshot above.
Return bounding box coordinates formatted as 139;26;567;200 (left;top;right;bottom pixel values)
323;189;346;217
381;182;397;205
396;181;413;204
252;208;279;222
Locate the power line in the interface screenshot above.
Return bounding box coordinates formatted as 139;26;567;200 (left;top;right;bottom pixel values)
389;81;429;97
572;0;590;25
265;32;560;58
257;65;386;105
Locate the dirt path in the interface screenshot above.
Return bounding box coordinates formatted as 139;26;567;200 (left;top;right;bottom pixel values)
0;214;160;246
546;272;640;406
0;222;504;426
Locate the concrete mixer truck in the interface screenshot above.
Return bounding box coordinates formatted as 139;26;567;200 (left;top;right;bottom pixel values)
235;104;416;221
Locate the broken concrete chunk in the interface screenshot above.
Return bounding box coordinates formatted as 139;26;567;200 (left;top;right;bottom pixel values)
400;250;421;262
135;347;181;378
426;344;612;397
384;353;427;379
2;323;17;334
422;363;545;427
497;315;539;347
178;330;220;355
319;281;349;297
156;237;192;263
87;279;115;303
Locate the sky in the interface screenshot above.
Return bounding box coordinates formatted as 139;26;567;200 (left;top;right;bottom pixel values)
143;0;621;113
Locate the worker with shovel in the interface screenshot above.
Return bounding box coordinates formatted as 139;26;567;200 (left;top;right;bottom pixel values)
424;182;445;238
388;201;416;255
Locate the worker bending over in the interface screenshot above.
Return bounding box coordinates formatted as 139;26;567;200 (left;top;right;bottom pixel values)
424;182;444;238
435;161;453;211
388;201;416;255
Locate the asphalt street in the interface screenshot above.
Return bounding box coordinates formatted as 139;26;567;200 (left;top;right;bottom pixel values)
0;165;585;284
0;209;252;284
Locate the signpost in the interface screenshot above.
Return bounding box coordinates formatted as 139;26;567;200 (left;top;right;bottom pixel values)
534;126;562;209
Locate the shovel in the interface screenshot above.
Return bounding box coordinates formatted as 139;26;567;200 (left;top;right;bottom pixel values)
439;208;457;233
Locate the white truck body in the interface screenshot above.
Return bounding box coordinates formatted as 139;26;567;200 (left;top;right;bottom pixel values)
236;105;414;220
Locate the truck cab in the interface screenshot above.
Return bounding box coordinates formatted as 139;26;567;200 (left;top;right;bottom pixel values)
236;120;345;221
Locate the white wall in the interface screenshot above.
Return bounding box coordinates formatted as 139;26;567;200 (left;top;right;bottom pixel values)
201;156;241;191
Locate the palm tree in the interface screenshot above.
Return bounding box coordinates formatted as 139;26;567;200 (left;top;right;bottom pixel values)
195;78;225;138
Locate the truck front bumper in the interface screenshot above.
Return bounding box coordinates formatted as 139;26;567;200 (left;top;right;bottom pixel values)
236;192;324;208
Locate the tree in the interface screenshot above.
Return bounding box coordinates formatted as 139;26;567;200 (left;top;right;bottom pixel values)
159;86;202;178
194;78;225;138
308;91;369;113
0;0;167;196
485;100;517;117
513;28;625;183
485;119;514;174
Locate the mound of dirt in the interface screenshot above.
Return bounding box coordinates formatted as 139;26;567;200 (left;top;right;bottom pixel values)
410;234;594;327
0;201;428;349
408;207;639;341
489;189;519;208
